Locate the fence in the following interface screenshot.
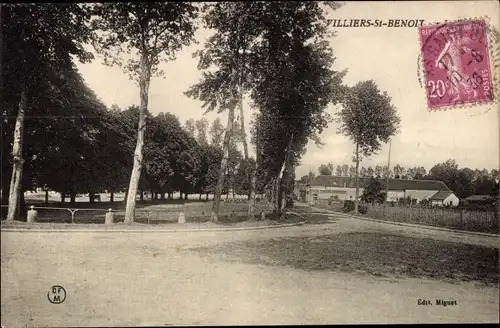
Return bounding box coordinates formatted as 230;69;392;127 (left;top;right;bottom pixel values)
366;204;499;234
0;201;273;225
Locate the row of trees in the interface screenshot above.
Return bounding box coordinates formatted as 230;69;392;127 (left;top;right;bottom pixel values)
184;2;349;220
1;96;258;203
3;2;352;222
315;163;428;179
307;159;499;198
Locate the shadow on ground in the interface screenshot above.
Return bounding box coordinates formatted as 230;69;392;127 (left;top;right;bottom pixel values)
297;213;338;225
192;232;499;286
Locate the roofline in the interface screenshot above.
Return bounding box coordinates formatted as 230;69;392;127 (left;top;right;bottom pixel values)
309;175;451;191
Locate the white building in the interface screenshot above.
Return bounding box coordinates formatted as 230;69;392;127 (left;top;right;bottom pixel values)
294;175;459;206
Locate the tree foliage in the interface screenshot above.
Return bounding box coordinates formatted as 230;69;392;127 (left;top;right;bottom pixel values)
360;177;386;205
91;3;199;81
337;80;400;158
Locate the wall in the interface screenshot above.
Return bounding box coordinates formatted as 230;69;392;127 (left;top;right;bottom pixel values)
309;186;356;202
387;189;440;203
442;194;460;206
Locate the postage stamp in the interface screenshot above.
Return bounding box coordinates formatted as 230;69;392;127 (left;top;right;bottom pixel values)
419;19;495;110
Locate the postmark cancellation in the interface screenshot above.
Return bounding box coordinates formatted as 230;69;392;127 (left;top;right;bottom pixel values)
418;18;497;111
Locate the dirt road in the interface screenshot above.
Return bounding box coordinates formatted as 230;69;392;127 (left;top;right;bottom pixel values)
2;216;498;326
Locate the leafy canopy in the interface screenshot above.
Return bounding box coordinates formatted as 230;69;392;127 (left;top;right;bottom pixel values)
337;80;400;157
91;3;199;81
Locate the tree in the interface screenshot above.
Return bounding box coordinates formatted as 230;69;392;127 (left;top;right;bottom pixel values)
414;166;426;179
335;165;343;176
490;169;500;182
195;118;209;146
382;165;393;178
341;164;349;177
374;165;383;178
209;118;225;149
367;166;375;178
2;4;94;221
337;80;400;214
188;2;345;219
185;2;261;221
406;166;417;180
360;177;386;205
92;3;199;223
234;157;255;196
318;163;334;175
457;167;475;198
185;118;196;138
348;165;357;177
393;164;405;179
473;170;497;196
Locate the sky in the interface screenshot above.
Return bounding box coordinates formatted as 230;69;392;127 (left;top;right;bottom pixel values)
75;1;500;179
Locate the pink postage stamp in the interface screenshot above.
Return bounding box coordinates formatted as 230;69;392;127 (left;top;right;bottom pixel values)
419;19;494;109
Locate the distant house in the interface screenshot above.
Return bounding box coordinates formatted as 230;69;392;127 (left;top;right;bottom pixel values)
429;190;460;207
294;175;458;206
464;195;497;204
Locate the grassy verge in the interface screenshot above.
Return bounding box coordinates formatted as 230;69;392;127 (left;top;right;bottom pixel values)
192;231;499;286
304;203;499;235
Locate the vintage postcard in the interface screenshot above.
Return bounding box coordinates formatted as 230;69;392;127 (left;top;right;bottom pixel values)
1;1;499;326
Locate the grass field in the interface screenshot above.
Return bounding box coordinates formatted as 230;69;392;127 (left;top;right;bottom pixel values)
1;199;273;224
310;202;499;234
193;231;499;286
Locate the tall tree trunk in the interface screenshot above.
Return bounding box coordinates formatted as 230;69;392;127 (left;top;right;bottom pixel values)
275;133;294;216
70;192;76;204
211;104;235;222
280;164;290;212
140;190;144;201
354;142;360;215
238;76;248;160
89;192;95;203
110;191;114;202
184;193;188;200
179;191;183;200
248;164;257;220
7;89;27;222
124;54;150;224
160;193;165;200
61;193;66;204
199;194;202;200
206;193;209;200
273;175;281;213
247;120;259;220
45;190;49;204
237;18;249;161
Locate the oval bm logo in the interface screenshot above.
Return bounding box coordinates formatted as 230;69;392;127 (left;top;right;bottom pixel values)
47;285;66;304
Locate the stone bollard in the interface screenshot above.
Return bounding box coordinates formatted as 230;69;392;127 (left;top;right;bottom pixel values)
27;205;37;223
105;209;114;225
178;212;186;224
260;211;266;221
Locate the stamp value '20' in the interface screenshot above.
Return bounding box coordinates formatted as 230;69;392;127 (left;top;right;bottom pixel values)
419;19;494;110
